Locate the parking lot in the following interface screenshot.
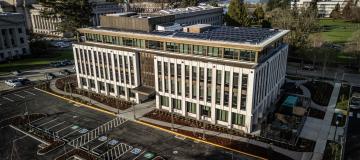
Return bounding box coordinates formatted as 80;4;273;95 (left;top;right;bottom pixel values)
0;88;256;160
345;86;360;160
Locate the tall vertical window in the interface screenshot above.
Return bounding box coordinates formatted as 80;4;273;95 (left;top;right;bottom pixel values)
200;105;211;117
232;113;245;126
240;74;248;110
216;109;228;122
207;68;212;82
172;99;182;110
192;66;196;80
216;70;222;84
161;96;169;107
186;102;196;114
224;71;230;86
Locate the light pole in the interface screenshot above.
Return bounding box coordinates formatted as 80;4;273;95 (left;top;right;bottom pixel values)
334;120;339;142
201;115;207;140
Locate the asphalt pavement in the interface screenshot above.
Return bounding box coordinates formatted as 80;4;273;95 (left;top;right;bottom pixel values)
0;87;255;160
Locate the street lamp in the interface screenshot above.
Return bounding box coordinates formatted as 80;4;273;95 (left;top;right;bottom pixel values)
334;120;339;142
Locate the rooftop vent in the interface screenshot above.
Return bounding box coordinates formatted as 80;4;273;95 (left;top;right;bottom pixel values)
183;24;212;33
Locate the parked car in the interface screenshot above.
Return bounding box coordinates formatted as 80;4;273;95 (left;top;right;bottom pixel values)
50;62;62;68
17;78;31;85
350;92;360;109
59;69;71;76
5;79;23;88
302;65;315;71
44;73;56;80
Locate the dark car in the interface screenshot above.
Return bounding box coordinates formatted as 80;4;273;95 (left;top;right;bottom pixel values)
17;78;31;85
45;73;56;80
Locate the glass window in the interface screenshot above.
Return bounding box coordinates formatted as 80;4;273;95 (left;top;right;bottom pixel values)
166;42;179;52
161;96;169;107
193;45;204;55
123;37;134;46
233;73;239;88
180;44;191;54
216;70;222;84
186;102;196;114
208;47;220;57
200;105;211;117
216;109;228;122
146;40;164;50
232;113;245;126
224;71;230;86
172;99;182;110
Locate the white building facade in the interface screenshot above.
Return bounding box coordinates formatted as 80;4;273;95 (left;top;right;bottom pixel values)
291;0;355;17
0;12;30;62
74;20;289;133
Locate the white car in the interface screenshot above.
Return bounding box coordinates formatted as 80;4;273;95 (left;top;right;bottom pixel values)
5;79;22;88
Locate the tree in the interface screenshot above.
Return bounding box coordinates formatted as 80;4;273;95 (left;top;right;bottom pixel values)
38;0;92;36
208;0;219;7
268;7;319;48
330;3;341;19
307;33;325;66
225;0;250;27
254;6;265;23
266;0;291;11
180;0;198;7
344;30;360;70
342;1;352;19
351;7;360;22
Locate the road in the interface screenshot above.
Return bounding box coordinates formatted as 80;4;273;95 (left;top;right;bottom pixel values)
0;65;73;92
286;63;360;85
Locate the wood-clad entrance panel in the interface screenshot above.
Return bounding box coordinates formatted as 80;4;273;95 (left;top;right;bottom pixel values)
139;52;155;88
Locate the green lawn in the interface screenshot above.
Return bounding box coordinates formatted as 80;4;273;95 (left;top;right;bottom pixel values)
0;49;73;74
319;19;360;44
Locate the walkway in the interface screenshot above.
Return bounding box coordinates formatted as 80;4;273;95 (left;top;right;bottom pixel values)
48;79;307;160
310;82;341;160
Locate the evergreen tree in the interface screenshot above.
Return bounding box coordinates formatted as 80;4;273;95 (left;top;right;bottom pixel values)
38;0;92;36
208;0;219;7
180;0;198;7
254;6;265;23
226;0;250;27
330;3;341;19
342;1;353;19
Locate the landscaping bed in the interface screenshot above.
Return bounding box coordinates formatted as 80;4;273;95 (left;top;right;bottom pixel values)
55;149;98;160
336;84;350;111
308;108;326;119
304;81;334;106
323;140;342;160
282;82;304;95
55;76;133;110
144;109;314;152
139;120;293;160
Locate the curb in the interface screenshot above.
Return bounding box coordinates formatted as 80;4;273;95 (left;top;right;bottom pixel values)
35;87;267;160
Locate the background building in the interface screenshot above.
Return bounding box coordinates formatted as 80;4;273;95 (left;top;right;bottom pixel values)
73;12;289;133
291;0;357;17
0;12;30;62
30;2;124;37
158;5;224;25
30;4;62;37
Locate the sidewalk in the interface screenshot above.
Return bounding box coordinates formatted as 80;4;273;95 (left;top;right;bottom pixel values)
311;82;341;160
48;79;307;160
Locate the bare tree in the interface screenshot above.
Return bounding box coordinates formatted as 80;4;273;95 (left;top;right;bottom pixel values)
308;33;325;66
344;30;360;71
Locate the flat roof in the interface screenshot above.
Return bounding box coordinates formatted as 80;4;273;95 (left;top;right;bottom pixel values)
158;5;221;15
83;25;289;49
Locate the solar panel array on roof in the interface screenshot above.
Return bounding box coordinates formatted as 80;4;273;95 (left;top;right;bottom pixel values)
152;26;280;44
95;25;281;45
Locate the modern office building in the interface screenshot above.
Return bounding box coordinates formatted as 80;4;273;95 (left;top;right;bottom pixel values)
0;12;30;62
291;0;355;17
158;5;224;25
73;13;289;133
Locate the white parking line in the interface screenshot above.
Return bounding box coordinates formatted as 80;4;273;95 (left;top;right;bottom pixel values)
56;124;73;133
24;90;36;96
13;93;25;99
133;150;146;160
92;140;109;151
38;118;58;127
2;97;14;102
48;121;65;130
62;128;81;138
